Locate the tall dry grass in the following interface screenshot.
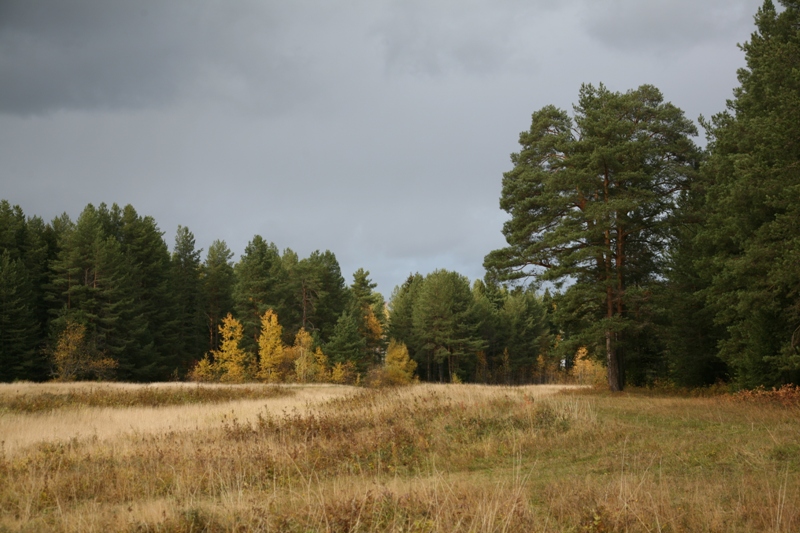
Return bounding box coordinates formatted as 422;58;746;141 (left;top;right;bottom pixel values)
0;382;353;455
0;382;797;532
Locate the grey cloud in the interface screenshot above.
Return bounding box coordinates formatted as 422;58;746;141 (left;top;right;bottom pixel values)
375;0;554;76
581;0;763;52
0;0;762;297
0;0;317;115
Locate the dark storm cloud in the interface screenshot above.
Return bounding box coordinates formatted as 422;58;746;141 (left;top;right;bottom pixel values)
0;0;316;115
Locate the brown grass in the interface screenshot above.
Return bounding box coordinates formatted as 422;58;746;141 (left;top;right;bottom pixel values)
0;383;798;532
0;383;352;455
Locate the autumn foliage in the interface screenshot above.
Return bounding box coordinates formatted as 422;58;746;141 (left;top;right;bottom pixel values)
257;309;284;382
52;319;118;381
190;311;376;385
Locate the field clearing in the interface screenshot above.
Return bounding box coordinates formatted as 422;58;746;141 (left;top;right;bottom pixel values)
0;383;355;454
0;382;798;532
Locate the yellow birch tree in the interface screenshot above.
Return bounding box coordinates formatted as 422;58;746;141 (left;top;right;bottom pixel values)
257;309;284;382
289;328;315;383
313;346;330;383
384;339;417;385
214;313;249;382
330;361;356;384
52;319;118;381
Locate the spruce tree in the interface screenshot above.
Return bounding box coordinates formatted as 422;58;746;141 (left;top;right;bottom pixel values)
0;251;39;381
412;269;483;382
325;311;366;369
200;240;235;354
0;201;52;380
697;0;800;386
387;273;424;362
346;269;386;367
233;236;286;351
170;225;205;373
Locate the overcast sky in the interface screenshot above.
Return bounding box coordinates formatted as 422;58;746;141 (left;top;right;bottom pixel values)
0;0;765;297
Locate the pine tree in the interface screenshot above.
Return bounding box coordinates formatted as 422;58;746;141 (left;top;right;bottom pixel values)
497;288;548;383
51;205;147;380
485;84;700;390
0;201;56;381
387;273;424;359
300;250;348;341
116;205;173;381
469;280;502;382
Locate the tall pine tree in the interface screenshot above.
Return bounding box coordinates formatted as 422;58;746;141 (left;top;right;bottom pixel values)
485;84;700;390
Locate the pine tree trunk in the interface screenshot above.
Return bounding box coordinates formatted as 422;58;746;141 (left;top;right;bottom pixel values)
606;329;622;391
606;283;623;391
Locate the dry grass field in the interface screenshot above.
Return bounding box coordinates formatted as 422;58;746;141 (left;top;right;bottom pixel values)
0;382;798;532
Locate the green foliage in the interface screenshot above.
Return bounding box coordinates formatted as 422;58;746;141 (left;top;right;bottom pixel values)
695;0;800;387
387;273;552;384
169;225;205;374
412;269;484;382
0;250;40;381
233;236;285;352
234;240;347;352
200;240;235;354
485;83;700;390
51;318;118;381
497;288;548;380
387;273;424;361
297;250;348;341
325;311;366;370
5;0;800;391
50;205;150;380
348;268;386;365
0;201;56;381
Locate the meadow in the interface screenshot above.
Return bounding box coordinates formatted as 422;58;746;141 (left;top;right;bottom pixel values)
0;382;798;532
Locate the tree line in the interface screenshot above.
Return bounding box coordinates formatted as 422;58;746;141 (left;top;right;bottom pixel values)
0;200;397;382
0;198;557;385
